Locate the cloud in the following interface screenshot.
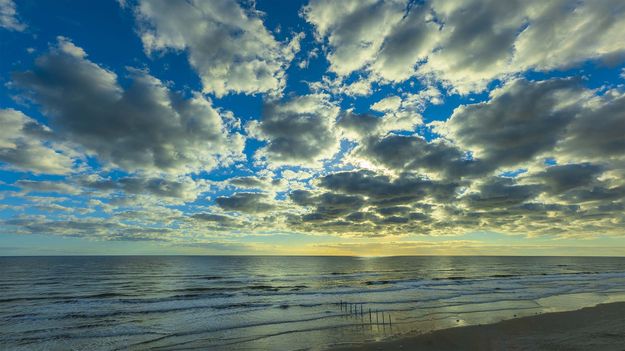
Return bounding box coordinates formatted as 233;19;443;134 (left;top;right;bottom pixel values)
298;192;366;222
463;177;541;210
3;215;175;241
338;108;422;142
370;95;402;112
530;163;604;195
337;111;382;139
215;192;276;213
247;94;340;167
14;179;81;195
13;37;244;175
369;2;438;82
318;169;459;204
0;0;25;31
561;186;625;204
134;0;302;97
304;0;625;94
436;78;589;170
286;169;460;235
302;0;405;76
190;213;246;228
2;3;625;246
435;78;625;172
80;175;208;202
226;176;285;193
557;89;625;162
353;133;486;178
0;108;75;174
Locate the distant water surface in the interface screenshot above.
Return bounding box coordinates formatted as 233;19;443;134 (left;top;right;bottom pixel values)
2;256;625;350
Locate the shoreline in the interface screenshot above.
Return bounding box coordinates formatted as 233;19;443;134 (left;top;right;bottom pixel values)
329;302;625;351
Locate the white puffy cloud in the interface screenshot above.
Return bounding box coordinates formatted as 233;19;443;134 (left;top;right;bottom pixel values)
302;0;405;76
304;0;625;94
371;96;401;112
0;109;75;174
135;0;302;97
0;0;25;31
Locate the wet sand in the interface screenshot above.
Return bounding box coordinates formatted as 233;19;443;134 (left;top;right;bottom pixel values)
331;302;625;351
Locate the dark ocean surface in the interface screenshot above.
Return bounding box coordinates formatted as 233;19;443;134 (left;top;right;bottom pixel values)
2;256;625;350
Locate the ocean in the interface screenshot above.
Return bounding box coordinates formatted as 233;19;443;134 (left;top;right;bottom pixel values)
2;256;625;350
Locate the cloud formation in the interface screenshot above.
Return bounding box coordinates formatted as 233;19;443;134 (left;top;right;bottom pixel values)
0;0;25;31
216;192;276;213
13;37;244;175
0;109;75;174
305;0;625;93
0;1;624;251
437;78;588;169
135;0;302;97
247;94;340;167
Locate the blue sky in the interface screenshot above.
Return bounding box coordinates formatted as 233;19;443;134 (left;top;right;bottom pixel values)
1;0;625;255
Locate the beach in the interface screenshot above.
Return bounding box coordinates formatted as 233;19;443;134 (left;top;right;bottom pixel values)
333;302;625;351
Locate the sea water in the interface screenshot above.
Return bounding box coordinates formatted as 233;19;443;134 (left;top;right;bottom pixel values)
2;256;625;350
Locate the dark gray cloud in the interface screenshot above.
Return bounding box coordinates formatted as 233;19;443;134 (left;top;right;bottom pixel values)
370;3;435;81
80;176;204;201
376;206;412;216
300;193;366;222
464;177;541;209
531;163;604;194
560;186;625;204
337;111;381;138
355;134;486;178
215;192;275;213
286;170;460;235
283;166;619;237
13;38;243;174
439;78;586;169
318;169;459;204
247;94;340;167
559;91;625;161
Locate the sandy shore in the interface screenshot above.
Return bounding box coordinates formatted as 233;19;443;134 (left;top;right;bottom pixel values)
331;302;625;351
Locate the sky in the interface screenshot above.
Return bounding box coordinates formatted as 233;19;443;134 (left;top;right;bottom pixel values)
1;0;625;256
